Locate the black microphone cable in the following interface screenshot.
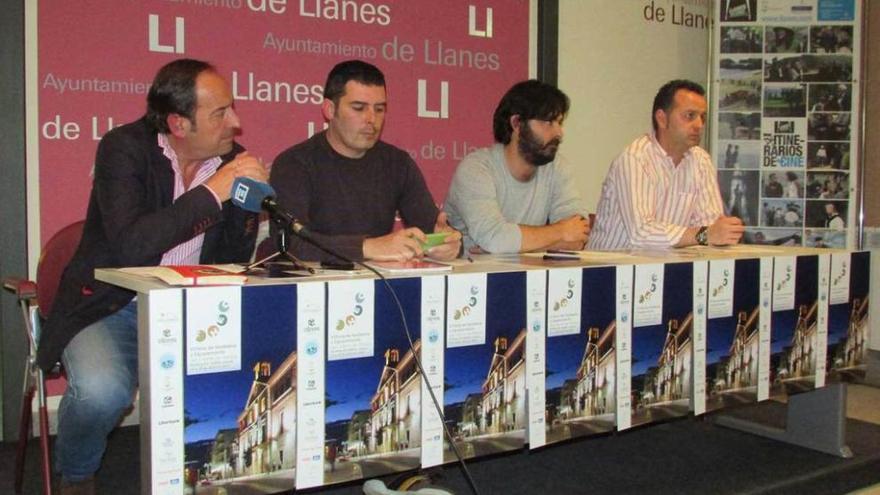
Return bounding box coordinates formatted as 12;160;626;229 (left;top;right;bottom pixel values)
288;224;482;495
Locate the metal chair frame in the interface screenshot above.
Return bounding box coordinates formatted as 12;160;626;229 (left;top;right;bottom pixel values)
3;220;85;495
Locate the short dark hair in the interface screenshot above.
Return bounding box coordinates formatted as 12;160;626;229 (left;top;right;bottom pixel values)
493;80;569;144
651;79;706;132
323;60;386;104
146;59;216;133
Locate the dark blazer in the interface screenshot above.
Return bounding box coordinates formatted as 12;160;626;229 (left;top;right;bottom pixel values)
37;117;259;370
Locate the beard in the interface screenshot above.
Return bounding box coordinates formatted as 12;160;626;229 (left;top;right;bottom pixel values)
518;122;561;166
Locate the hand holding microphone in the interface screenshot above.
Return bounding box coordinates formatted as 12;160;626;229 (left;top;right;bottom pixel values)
205;152;268;202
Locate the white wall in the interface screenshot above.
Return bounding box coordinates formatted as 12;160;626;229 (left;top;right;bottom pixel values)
558;0;712;212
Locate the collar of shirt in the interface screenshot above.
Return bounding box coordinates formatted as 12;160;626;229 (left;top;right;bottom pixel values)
157;133;223;200
647;131;695;169
156;133;223;266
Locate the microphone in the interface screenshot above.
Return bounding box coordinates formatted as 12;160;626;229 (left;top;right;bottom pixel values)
231;177;309;236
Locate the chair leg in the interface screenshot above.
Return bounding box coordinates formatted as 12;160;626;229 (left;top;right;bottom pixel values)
16;384;35;495
39;403;52;495
37;369;53;495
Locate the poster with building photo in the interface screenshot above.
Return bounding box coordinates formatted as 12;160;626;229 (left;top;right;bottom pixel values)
714;0;861;248
769;255;821;399
545;266;618;446
629;262;693;429
826;251;870;383
444;272;526;463
323;278;423;486
704;258;761;413
184;285;299;494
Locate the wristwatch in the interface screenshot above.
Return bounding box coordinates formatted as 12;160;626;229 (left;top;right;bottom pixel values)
695;226;709;246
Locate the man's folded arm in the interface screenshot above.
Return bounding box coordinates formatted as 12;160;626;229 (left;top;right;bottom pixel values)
95;137;226;267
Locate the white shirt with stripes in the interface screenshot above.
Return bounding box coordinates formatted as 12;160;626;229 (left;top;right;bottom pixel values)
157;133;223;266
588;132;723;251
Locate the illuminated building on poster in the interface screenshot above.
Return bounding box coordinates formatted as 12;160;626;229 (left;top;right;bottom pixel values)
481;330;527;434
573;323;616;418
370;341;422;454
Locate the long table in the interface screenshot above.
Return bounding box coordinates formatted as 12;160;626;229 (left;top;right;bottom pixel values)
95;245;873;495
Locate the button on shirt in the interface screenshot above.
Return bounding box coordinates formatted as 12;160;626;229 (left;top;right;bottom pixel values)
157;133;223;265
588;133;723;251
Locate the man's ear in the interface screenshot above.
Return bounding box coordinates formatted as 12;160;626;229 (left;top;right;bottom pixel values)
321;98;336;122
509;114;522;140
167;114;190;138
654;109;668;131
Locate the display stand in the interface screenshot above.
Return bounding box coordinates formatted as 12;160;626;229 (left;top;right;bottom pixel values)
712;384;853;458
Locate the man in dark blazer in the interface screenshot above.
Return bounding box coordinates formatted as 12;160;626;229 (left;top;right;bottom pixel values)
40;59;267;495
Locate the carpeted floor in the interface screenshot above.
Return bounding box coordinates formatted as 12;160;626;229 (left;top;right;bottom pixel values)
3;388;879;495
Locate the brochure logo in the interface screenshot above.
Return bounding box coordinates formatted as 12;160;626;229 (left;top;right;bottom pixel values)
336;292;365;330
776;264;793;291
453;285;480;320
552;278;576;311
428;330;440;343
305;340;319;356
832;261;847;287
159;353;175;370
712;269;730;297
195;299;231;342
639;273;659;304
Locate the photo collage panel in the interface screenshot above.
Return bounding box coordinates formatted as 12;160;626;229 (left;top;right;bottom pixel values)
715;2;857;248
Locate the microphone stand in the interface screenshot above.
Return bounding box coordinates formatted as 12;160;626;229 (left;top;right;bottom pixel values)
246;217;316;274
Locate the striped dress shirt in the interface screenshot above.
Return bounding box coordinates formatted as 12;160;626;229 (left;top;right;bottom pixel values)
588;133;723;251
157;133;223;265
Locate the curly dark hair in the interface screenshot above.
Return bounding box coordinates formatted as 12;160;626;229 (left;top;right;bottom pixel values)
492;80;569;144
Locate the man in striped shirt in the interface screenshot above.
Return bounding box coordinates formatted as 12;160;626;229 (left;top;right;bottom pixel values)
588;80;744;251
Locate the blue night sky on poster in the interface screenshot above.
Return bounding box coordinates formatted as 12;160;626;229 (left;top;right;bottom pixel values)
325;278;421;423
706;259;760;366
631;263;692;378
771;256;818;355
828;304;848;347
828;252;870;349
185;285;297;444
546;333;585;390
546;267;616;390
445;272;526;406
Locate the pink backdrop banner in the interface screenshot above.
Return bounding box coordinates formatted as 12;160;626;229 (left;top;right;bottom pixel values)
35;0;530;245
